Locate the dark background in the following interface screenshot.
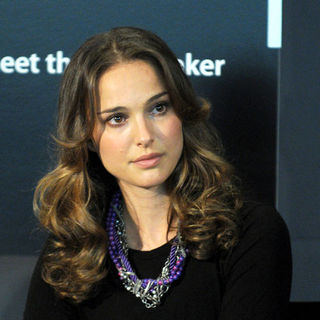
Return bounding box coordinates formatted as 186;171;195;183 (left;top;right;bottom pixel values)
0;0;319;318
277;0;320;313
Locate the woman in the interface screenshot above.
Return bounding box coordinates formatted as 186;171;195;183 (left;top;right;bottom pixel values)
24;27;291;319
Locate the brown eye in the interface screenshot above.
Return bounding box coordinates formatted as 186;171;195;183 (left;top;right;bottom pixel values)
150;102;168;116
112;115;124;123
106;113;128;126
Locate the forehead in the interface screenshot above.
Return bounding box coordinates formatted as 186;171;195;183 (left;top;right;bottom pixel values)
98;60;165;103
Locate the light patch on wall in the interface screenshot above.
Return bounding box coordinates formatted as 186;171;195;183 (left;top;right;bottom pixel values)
267;0;282;48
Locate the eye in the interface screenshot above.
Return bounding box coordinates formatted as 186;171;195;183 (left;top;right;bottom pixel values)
106;113;127;126
150;102;169;116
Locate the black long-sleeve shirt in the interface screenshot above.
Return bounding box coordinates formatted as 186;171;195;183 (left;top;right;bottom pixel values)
24;203;292;319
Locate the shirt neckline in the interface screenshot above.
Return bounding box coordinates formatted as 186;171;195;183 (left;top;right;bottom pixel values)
128;240;172;261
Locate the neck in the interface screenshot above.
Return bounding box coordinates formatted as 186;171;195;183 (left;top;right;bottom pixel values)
118;183;177;251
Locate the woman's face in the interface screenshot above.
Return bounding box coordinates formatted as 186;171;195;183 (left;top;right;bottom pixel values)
93;60;183;192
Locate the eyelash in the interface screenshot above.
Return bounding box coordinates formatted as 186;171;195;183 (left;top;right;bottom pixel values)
150;101;169;115
104;113;128;127
104;101;170;127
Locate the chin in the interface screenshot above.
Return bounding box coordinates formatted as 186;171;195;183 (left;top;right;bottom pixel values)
121;173;169;190
136;178;168;189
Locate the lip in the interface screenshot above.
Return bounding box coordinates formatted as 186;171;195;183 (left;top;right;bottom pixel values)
132;153;163;168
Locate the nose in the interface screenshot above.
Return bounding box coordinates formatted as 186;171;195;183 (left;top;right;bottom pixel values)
133;116;154;148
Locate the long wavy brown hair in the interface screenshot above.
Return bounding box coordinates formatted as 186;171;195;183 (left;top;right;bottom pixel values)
34;27;242;303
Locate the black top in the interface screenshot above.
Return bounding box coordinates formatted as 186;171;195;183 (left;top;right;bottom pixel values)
24;203;292;319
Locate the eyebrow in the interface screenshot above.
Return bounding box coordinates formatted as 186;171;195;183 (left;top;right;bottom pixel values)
97;91;169;114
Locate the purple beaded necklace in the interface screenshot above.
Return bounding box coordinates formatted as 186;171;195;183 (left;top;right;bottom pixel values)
106;191;188;308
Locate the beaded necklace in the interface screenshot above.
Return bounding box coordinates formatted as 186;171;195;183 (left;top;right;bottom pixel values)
106;191;188;308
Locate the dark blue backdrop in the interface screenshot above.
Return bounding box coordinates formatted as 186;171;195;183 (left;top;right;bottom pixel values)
277;0;320;302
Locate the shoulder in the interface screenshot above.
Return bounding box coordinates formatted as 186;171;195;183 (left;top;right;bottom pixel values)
217;203;292;318
220;201;292;277
239;202;290;241
24;237;78;320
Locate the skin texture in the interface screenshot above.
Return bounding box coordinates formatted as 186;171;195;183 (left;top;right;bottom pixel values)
93;60;183;250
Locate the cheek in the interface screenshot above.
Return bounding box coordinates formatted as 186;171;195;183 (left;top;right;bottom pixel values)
164;116;183;147
100;135;126;159
93;127;128;168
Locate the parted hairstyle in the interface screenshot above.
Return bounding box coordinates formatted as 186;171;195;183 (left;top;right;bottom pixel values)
34;26;243;303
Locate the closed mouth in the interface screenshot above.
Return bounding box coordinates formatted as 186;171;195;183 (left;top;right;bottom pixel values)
132;153;163;168
133;153;162;162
